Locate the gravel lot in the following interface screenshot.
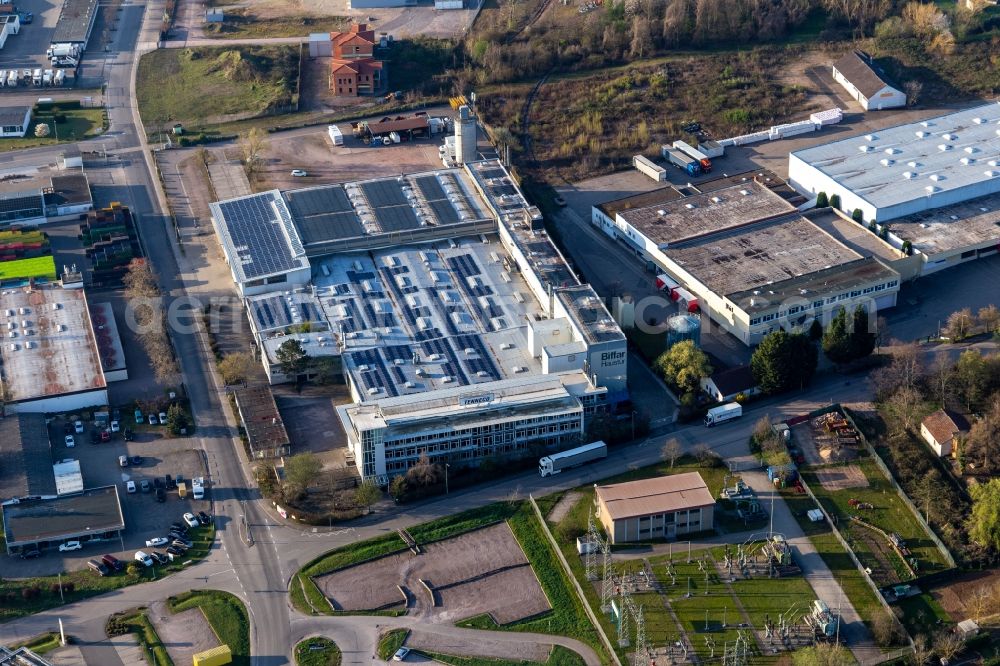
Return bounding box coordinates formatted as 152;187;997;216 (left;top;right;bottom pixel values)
315;523;549;623
149;600;220;666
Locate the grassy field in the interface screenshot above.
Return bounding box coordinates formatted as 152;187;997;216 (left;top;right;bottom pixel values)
0;255;56;281
377;629;409;660
168;590;249;666
202;12;348;38
0;525;215;622
106;609;172;666
136;46;300;132
295;636;341;666
0;107;106;152
802;459;950;574
416;645;587;666
778;487;896;637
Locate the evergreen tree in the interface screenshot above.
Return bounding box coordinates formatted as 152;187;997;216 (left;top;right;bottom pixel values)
751;331;817;394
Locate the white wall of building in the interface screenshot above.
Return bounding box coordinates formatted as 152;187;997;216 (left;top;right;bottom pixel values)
9;389;108;414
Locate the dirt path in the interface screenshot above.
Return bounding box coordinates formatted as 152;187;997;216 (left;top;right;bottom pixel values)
547;491;582;524
775;48;857;114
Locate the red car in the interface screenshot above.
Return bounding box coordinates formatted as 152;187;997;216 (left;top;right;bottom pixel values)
100;430;111;443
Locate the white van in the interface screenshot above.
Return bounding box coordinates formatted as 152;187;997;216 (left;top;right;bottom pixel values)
134;550;153;567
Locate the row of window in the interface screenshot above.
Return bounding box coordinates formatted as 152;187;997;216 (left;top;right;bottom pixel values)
748;280;899;326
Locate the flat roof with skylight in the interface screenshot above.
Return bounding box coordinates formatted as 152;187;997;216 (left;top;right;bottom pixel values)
790;102;1000;214
0;284;106;405
888;190;1000;257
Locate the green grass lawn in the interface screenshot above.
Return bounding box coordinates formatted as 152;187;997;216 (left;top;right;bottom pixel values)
896;593;950;638
295;636;341;666
801;459;950;574
0;255;56;281
136;46;300;132
106;609;172;666
377;629;409;660
10;633;63;655
0;525;215;622
0;107;106;152
168;590;249;666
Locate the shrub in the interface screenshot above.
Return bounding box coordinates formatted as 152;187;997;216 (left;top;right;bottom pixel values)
815;191;828;207
22;586;41;601
852;208;864;223
829;193;841;208
902;240;913;255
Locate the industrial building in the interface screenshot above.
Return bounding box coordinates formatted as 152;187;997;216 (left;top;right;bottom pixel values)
2;485;124;555
594;472;715;544
233;384;291;459
0;413;55;501
593;173;900;345
831;50;905;111
211;159;627;482
51;0;99;48
0;283;111;413
0;171;93;227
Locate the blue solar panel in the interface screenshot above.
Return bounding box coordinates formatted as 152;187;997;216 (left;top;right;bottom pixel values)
216;192;301;281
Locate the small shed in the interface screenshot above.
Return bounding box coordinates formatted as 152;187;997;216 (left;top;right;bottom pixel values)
919;409;969;458
309;32;332;57
957;619;979;638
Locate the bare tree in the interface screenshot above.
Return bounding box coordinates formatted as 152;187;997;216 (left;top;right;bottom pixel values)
933;631;964;664
944;308;975;341
238;127;268;180
629;16;653;58
822;0;890;35
661;438;682;468
911;635;932;666
966;585;991;622
926;355;953;408
885;386;922;435
904;80;923;107
978;304;1000;334
871;610;902;647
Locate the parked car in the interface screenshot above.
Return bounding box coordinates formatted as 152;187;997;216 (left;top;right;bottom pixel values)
154;478;164;490
148;414;157;425
88;559;110;576
123;428;134;441
155;487;166;503
134;551;153;567
134;409;143;424
58;540;82;552
18;11;32;23
126;480;136;493
119;455;128;467
20;549;41;560
169;521;187;534
145;537;168;547
74;420;84;434
151;551;169;565
158;412;168;425
165;475;176;490
100;430;111;443
291;169;308;177
165;546;184;557
101;554;124;571
129;456;143;466
140;480;151;493
63;422;73;434
110;420;120;433
182;512;199;528
197;511;211;526
64;435;75;447
89;432;100;445
170;539;190;551
168;529;189;541
393;648;411;662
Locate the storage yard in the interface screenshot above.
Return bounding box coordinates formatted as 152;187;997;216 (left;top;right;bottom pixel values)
315;523;550;623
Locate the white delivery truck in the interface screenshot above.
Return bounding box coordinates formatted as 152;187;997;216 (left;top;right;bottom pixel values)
539;440;608;477
327;124;343;146
704;402;742;427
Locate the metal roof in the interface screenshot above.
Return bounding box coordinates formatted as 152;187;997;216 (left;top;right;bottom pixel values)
596;472;714;520
790;102;1000;211
233;385;290;453
52;0;98;43
0;414;55;501
2;485;124;547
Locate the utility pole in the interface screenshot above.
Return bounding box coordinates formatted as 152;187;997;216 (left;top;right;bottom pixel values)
445;463;450;494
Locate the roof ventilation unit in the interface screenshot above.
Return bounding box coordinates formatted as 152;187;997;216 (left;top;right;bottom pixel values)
915;131;928;138
943;133;957;140
880;159;894;167
986;171;1000;178
929;174;942;181
739;189;750;196
965;146;978;154
937;144;951;152
711;197;721;203
903;171;916;179
859;145;873;153
973;117;985;124
925;185;939;193
684;203;695;209
657;209;666;216
864;134;876;141
884;147;900;155
961;158;973;166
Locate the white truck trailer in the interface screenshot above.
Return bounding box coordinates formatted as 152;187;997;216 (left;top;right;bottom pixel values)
704;402;742;427
539;440;608;477
327;124;343;146
633;154;667;182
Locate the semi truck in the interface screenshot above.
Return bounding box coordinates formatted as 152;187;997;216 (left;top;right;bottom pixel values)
46;43;80;59
539;440;608;477
664;147;701;177
633;154;667;182
704;402;742;427
673;140;712;173
327;124;344;146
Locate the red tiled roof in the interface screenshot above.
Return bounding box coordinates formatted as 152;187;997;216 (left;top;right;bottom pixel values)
921;409;969;444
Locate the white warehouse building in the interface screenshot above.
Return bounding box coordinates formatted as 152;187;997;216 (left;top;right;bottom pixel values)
789;101;1000;223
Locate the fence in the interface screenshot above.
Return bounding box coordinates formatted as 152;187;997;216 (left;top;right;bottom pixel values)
839;406;957;569
527;495;623;666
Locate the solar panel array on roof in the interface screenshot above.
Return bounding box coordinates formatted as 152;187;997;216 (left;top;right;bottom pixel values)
453;333;501;381
361;180;409;207
217;193;301;280
0;193;43;222
447;254;498;330
421;337;468;385
479;168;506;180
251;294;324;331
285;186;365;244
349;349;399;398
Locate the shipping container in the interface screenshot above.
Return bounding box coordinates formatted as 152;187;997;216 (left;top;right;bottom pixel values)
193;645;232;666
673;140;712;172
697;140;724;158
327;124;343;146
632;154;667;182
664;148;701;177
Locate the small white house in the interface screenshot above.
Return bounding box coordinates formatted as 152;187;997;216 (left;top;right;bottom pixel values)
832;50;906;111
919;409;968;457
701;365;758;403
0;106;31;138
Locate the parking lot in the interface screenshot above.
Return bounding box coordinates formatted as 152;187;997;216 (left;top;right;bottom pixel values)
0;0;60;73
11;411;212;577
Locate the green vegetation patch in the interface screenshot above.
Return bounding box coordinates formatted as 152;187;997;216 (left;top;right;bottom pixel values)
136;46;300;130
106;609;172;666
295;636;342;666
203;12;348;39
416;645;587;666
10;633;63;655
0;106;106;152
167;590;249;666
0;255;56;281
376;629;409;660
